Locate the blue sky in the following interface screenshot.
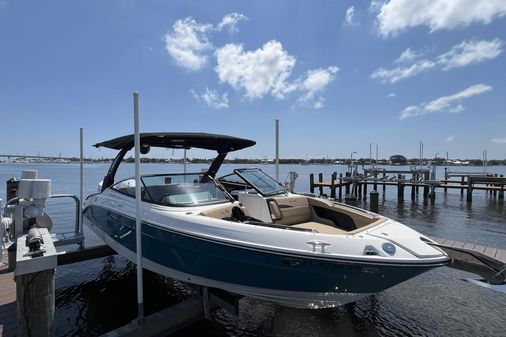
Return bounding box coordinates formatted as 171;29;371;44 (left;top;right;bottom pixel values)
1;0;505;160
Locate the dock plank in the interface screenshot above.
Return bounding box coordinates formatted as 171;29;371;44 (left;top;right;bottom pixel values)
462;242;476;250
494;249;506;263
444;240;456;247
484;246;498;259
453;241;466;248
473;244;487;254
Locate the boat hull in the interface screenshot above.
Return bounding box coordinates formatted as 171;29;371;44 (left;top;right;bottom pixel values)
84;205;443;308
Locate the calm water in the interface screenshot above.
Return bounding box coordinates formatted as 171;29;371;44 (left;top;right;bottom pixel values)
1;162;505;336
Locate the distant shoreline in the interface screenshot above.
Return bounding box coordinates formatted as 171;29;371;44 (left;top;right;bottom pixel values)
1;158;505;166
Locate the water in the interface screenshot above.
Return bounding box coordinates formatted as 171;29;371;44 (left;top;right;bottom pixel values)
1;162;505;336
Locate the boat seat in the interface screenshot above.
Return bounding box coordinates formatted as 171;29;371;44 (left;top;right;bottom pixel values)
292;222;348;235
199;203;250;220
268;195;313;225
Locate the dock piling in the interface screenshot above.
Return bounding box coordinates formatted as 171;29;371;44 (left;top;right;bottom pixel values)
330;172;336;199
15;228;57;337
370;190;379;213
500;175;504;200
397;181;404;202
338;173;343;199
467;176;473;203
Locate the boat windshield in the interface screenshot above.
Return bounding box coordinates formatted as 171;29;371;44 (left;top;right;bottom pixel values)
111;173;230;207
234;168;287;196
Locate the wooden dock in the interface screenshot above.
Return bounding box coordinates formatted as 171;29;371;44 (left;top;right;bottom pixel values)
309;171;506;202
432;238;506;263
0;261;16;337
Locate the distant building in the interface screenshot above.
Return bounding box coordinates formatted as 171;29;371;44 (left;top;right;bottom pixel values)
389;155;407;165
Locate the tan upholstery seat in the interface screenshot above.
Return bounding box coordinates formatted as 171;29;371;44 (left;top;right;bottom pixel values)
199;203;249;219
270;195;312;225
292;222;348;235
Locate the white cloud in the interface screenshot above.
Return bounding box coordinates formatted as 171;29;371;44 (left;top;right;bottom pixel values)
387;92;396;97
372;38;503;83
371;59;435;83
191;88;229;109
298;66;339;108
437;39;504;70
445;136;455;142
164;17;213;71
376;0;506;37
215;40;297;100
395;47;421;63
400;83;492;119
369;0;384;13
217;13;248;33
448;104;465;113
491;138;506;144
344;6;355;26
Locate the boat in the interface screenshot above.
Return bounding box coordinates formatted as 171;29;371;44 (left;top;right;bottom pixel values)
83;132;450;309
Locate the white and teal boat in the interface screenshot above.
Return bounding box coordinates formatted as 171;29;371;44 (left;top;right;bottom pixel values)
83;133;449;309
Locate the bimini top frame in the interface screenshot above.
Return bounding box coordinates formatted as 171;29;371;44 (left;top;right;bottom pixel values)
94;132;256;191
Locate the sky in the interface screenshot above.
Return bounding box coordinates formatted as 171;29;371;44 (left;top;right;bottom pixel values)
1;0;505;160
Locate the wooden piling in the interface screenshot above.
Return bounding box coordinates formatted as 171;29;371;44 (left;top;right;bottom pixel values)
370;190;379;213
330;172;336;199
338;173;343;199
500;175;504;200
15;228;57;337
444;168;448;193
318;173;323;196
363;182;367;201
345;172;350;195
423;172;430;199
17;270;55;337
411;183;416;200
397;181;404;202
373;171;377;191
309;174;314;194
493;174;498;197
461;176;465;195
467;176;473;203
382;172;386;193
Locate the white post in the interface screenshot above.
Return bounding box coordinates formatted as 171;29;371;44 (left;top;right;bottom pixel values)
375;144;378;169
275;119;279;181
79;128;84;236
133;92;144;326
369;143;372;167
184;149;187;182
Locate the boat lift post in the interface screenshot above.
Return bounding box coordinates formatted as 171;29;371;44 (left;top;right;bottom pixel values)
275;118;279;181
133;92;144;326
79;127;84;246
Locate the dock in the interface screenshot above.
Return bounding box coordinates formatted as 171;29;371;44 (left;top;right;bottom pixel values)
2;235;505;337
309;168;506;202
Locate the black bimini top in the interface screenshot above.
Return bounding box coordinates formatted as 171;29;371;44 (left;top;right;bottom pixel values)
94;132;255;153
96;132;255;192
